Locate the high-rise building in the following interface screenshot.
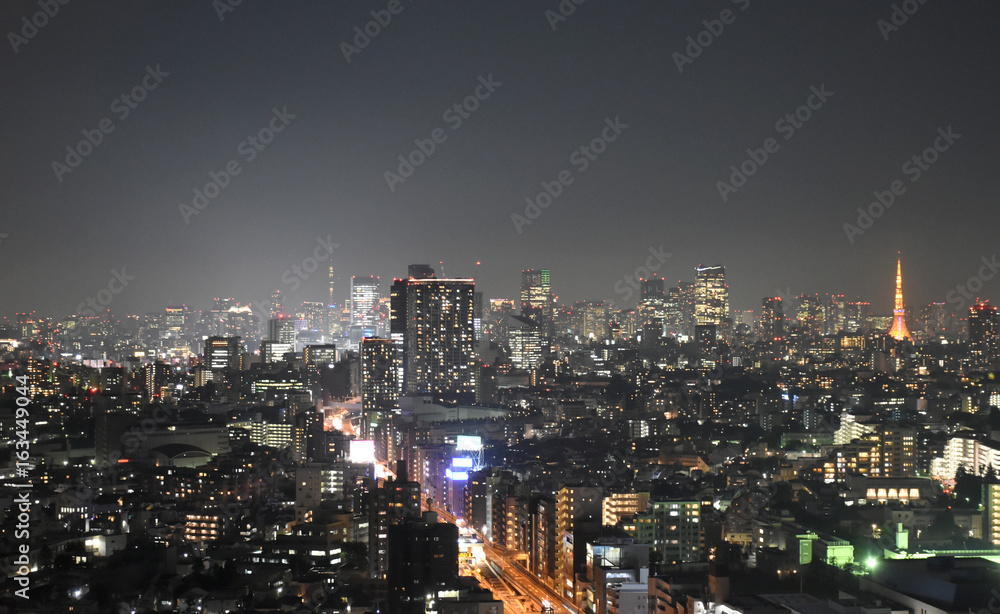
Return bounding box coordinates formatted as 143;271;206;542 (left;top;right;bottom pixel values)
888;256;913;342
473;290;484;342
485;298;515;347
303;344;337;366
360;337;399;437
639;276;668;335
695;266;729;339
623;499;701;564
350;276;381;344
796;293;824;336
204;336;241;371
664;286;685;338
760;297;784;341
369;465;422;578
641;275;665;301
969;302;999;367
521;269;554;337
677;281;696;338
507;314;542;371
386;513;459;609
209;298;237;336
268;317;297;344
160;305;189;358
556;485;603;594
269;289;284;319
393;277;476;401
574;300;610;341
204;336;242;395
984;483;1000;546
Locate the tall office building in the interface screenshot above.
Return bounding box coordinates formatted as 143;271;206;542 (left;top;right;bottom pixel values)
351;275;381;331
161;305;189;357
300;301;329;335
641;275;665;301
888;256;913;342
694;265;729;335
664;286;685;338
209;297;237;336
204;336;241;370
507;314;542;371
392;275;476;401
676;281;696;338
520;269;554;337
970;302;999;367
796;293;824;336
485;298;515;347
639;277;668;336
268;317;297;345
269;289;284;319
574;300;610;341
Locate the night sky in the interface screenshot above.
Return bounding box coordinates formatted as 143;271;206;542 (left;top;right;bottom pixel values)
3;1;998;318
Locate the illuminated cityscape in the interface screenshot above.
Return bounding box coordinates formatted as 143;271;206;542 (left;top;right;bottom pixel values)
3;3;1000;614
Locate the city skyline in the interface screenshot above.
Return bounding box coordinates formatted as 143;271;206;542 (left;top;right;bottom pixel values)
3;255;983;326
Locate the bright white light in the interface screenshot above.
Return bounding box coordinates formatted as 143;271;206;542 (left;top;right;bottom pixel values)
350;440;376;464
456;435;482;451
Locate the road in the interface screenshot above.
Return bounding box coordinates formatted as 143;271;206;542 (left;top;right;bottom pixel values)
326;405;581;614
433;504;580;614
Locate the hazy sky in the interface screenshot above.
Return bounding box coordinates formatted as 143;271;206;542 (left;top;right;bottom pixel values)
2;1;998;318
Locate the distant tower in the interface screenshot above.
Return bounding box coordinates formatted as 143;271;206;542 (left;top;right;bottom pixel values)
888;256;913;342
329;266;335;306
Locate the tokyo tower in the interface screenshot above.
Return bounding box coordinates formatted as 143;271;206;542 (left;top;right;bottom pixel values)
888;255;913;341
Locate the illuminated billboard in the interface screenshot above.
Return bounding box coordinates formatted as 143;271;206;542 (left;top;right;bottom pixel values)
452;457;474;469
455;435;482;451
350;440;376;464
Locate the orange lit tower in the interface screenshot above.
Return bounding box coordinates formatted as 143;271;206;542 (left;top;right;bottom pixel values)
888;255;912;341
